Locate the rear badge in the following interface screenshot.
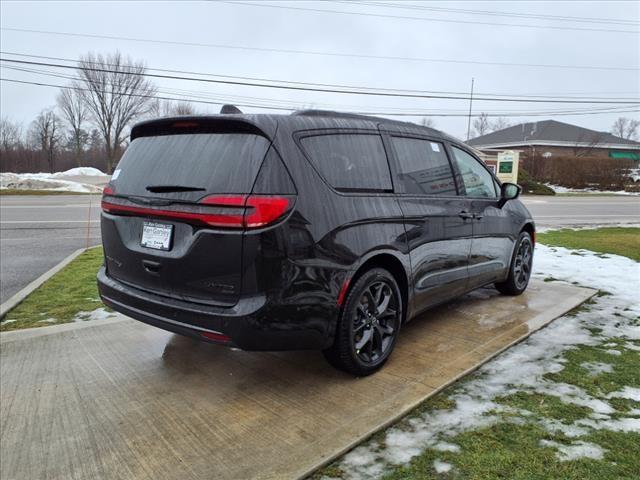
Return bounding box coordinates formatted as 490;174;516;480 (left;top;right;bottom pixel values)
141;221;173;251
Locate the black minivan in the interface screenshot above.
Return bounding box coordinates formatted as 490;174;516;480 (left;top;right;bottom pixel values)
98;110;535;375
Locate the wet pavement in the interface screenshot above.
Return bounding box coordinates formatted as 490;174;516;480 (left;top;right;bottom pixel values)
0;280;595;480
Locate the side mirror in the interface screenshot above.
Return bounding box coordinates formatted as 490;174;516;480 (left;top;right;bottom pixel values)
499;182;521;207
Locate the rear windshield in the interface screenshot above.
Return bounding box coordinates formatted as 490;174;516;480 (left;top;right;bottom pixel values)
112;133;270;198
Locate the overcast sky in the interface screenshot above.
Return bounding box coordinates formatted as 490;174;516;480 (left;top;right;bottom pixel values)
1;0;638;139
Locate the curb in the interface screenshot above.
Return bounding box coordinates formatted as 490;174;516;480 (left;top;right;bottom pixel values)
0;247;89;318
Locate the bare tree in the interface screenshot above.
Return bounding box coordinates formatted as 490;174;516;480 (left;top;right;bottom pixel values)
472;112;491;137
0;117;23;151
57;87;88;167
572;132;603;157
147;98;169;118
611;117;640;140
29;109;61;173
420;117;436;128
74;52;156;173
171;101;197;116
148;99;198;118
491;117;511;132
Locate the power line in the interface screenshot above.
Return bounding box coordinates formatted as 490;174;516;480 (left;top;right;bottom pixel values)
334;1;639;26
2;58;639;105
2;51;638;101
6;63;636;116
221;1;640;34
3;77;639;118
2;27;637;72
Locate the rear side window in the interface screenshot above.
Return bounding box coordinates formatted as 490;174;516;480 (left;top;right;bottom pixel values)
391;137;457;196
299;133;392;191
113;133;270;198
451;146;498;198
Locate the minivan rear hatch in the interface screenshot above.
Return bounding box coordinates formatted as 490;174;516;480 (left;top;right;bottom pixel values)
101;118;284;307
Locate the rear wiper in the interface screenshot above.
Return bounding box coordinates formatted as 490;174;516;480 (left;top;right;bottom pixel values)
145;185;206;193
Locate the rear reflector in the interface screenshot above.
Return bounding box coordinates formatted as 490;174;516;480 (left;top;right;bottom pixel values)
200;331;232;343
337;277;351;306
101;194;293;229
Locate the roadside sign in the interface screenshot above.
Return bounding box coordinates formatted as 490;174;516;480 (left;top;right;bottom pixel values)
497;151;519;184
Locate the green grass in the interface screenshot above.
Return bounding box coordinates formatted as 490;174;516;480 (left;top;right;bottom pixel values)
0;247;107;331
544;341;640;399
537;227;640;261
0;189;93;195
380;422;640;480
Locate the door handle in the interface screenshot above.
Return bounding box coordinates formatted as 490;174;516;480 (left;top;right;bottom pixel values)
474;214;483;220
458;211;474;220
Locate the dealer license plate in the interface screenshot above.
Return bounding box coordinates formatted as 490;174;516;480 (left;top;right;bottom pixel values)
141;221;173;251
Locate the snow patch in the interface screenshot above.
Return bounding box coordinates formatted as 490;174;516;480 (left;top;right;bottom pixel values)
624;342;640;351
580;362;613;376
73;308;116;322
433;442;461;453
544;183;639;196
577;417;640;433
37;318;57;324
606;387;640;402
433;459;452;473
540;439;605;461
52;167;106;177
0;168;108;193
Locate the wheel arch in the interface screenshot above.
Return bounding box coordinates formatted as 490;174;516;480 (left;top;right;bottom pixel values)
348;252;409;323
520;221;536;244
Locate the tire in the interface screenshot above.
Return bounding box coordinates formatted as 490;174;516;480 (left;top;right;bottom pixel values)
495;231;534;296
323;268;403;376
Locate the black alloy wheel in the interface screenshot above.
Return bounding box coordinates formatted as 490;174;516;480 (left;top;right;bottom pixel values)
324;268;402;376
352;281;398;363
495;232;534;296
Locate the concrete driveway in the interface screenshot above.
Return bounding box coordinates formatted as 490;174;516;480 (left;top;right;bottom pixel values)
0;280;594;480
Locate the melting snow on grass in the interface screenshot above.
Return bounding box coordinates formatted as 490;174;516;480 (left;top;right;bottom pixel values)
432;460;452;473
539;440;606;461
580;361;613;376
73;307;117;322
327;244;639;479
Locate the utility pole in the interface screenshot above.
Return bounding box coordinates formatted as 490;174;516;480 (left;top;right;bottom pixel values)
466;77;475;141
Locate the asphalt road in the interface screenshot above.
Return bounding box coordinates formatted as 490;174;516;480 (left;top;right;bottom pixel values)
520;195;640;228
0;194;638;303
0;194;101;302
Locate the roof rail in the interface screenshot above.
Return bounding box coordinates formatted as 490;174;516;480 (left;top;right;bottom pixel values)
291;109;384;122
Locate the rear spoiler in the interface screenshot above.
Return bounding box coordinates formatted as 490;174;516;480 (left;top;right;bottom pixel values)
130;116;270;140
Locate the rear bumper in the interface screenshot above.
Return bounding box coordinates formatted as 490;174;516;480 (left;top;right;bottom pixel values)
97;266;333;351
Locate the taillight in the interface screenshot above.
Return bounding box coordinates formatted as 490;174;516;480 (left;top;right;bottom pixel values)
101;194;293;229
246;196;292;228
